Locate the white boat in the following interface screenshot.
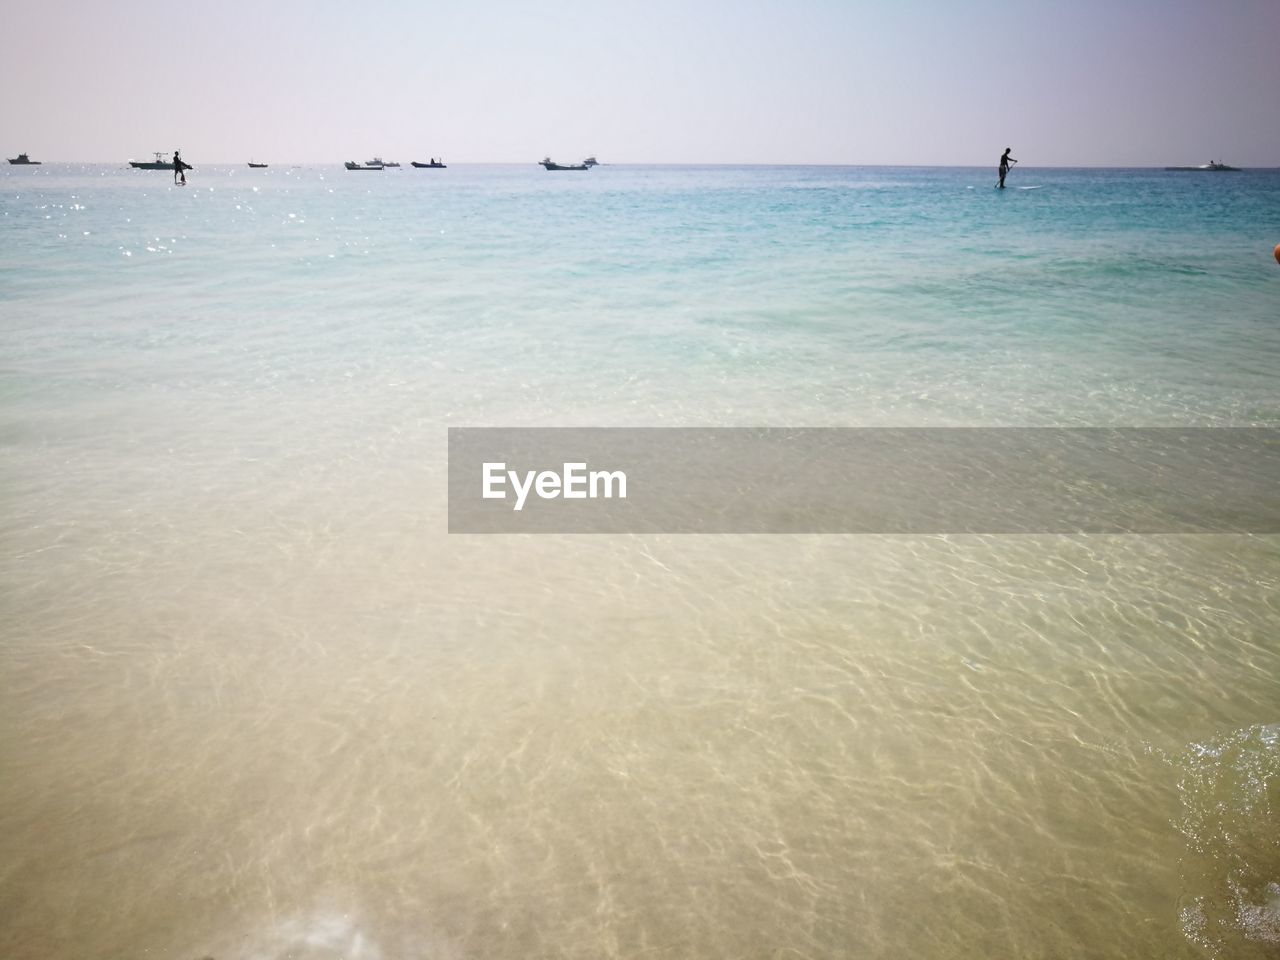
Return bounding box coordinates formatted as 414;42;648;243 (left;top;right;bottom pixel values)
1164;161;1240;171
130;151;191;171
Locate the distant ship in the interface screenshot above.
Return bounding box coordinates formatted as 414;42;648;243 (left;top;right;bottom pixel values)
345;160;383;171
248;161;268;168
411;159;447;168
540;157;590;171
1164;161;1240;171
130;151;192;171
7;153;40;165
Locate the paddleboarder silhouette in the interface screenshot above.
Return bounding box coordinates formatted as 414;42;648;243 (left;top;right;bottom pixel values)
998;148;1016;189
173;150;186;185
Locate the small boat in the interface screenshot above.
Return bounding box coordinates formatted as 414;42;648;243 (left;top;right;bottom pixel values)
1164;161;1240;171
7;153;41;165
345;161;384;171
366;157;399;168
583;156;599;167
411;159;447;168
540;157;590;171
130;151;192;171
247;161;268;168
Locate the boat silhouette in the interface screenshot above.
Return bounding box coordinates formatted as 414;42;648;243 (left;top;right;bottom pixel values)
540;156;590;171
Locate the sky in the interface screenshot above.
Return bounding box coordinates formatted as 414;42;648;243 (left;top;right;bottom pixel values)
3;0;1279;166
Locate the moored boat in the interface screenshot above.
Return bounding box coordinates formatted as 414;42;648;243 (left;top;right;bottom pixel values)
411;159;447;168
345;160;384;170
130;151;192;171
583;156;599;167
248;161;268;168
1164;161;1240;171
540;157;590;171
7;153;41;165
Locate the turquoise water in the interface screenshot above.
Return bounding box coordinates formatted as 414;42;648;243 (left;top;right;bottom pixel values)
2;164;1279;959
5;164;1279;429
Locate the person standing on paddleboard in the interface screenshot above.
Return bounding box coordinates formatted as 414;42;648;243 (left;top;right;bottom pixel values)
998;147;1016;189
173;150;185;185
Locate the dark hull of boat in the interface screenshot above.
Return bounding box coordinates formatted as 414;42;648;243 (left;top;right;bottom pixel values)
411;162;447;168
8;158;41;165
131;161;192;170
248;163;268;168
345;162;383;171
540;162;589;171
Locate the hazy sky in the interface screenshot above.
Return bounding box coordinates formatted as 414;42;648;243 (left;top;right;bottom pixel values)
4;0;1278;165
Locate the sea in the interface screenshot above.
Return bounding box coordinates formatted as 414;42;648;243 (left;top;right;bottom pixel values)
2;163;1278;959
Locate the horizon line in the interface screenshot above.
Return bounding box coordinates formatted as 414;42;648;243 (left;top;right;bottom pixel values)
7;159;1280;170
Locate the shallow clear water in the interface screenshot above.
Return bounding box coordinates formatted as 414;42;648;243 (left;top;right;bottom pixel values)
2;163;1278;959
